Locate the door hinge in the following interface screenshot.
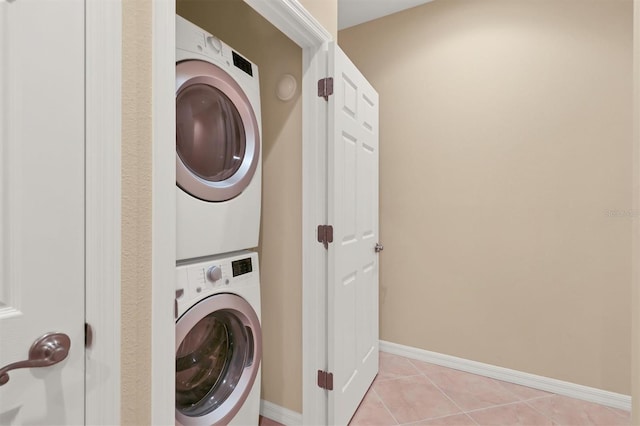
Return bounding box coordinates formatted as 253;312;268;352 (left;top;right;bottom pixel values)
318;77;334;101
85;322;93;349
317;224;334;249
317;370;334;390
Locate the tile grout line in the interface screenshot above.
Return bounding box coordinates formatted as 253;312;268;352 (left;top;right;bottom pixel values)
406;358;478;425
376;358;436;425
376;354;631;426
375;373;425;383
405;357;566;425
492;376;556;403
521;394;559;424
371;386;401;425
398;411;478;426
463;394;556;415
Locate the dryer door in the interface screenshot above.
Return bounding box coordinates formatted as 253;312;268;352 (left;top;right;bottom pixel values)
176;60;260;202
175;293;262;426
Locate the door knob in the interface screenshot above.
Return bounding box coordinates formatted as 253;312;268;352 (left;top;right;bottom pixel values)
0;332;71;386
375;243;384;253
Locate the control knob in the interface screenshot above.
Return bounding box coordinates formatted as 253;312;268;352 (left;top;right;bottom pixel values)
206;36;222;53
207;265;222;282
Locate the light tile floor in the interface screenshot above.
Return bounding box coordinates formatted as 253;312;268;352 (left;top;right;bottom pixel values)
260;351;631;426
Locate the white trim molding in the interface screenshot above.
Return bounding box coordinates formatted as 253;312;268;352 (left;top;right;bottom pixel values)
631;1;640;424
260;400;303;426
380;340;632;412
85;0;122;424
301;46;330;426
241;1;333;425
151;0;176;424
243;0;331;48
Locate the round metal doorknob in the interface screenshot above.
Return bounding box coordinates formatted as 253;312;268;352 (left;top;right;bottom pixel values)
0;332;71;386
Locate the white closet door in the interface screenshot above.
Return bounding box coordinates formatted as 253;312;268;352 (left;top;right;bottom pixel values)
0;0;85;424
327;41;380;426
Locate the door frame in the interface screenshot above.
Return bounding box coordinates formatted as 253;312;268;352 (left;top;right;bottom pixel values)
241;2;332;424
85;0;121;424
151;0;331;424
149;3;640;424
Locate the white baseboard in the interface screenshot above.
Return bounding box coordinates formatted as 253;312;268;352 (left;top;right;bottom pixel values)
260;400;303;425
380;340;631;412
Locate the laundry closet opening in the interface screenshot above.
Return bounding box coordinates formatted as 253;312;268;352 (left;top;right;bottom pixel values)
176;0;304;415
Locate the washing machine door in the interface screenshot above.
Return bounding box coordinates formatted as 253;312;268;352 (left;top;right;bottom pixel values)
175;293;262;426
176;60;260;202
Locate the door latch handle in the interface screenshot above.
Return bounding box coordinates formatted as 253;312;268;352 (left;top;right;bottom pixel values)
375;243;384;253
0;332;71;386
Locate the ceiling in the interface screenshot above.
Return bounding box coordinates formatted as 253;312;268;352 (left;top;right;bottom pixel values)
338;0;434;30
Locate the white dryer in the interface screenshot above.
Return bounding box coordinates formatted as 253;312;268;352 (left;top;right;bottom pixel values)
175;250;262;426
176;15;262;261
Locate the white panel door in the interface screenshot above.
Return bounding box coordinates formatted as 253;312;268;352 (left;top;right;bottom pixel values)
0;0;85;424
327;42;380;426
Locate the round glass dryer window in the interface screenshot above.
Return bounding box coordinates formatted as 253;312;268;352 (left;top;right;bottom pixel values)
176;310;253;417
176;84;246;183
175;60;260;203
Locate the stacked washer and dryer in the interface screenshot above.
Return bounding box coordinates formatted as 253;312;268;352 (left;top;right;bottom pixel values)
175;15;263;426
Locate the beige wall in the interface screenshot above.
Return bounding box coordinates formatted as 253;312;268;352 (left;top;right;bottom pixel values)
176;0;304;412
299;0;338;39
340;0;633;394
121;0;153;423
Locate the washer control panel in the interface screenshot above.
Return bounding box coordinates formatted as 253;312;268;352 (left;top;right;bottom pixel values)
232;257;253;276
207;265;223;282
175;251;259;317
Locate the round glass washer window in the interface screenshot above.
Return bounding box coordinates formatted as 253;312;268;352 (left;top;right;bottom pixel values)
176;83;246;183
175;311;250;417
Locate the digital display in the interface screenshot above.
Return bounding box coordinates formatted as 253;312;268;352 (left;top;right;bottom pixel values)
232;51;253;76
232;258;253;277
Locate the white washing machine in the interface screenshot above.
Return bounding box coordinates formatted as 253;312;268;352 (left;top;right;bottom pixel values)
176;15;262;261
175;250;262;426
